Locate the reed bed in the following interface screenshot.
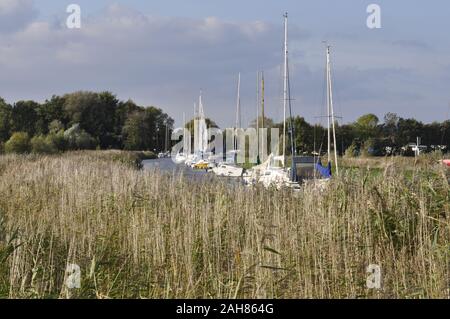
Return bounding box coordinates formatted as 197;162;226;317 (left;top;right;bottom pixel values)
0;152;448;299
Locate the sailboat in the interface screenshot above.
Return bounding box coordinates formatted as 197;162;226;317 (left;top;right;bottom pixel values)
212;73;244;177
245;13;297;188
174;113;189;163
158;123;171;158
190;92;213;169
315;44;339;179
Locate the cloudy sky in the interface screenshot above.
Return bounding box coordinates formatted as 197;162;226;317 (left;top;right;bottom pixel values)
0;0;449;127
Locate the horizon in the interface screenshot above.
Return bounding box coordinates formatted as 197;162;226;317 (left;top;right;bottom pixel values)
1;1;449;127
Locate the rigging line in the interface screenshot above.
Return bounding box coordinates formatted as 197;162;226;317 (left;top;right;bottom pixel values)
287;56;296;156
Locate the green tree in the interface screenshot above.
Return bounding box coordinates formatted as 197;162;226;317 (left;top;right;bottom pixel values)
397;118;423;146
0;98;12;143
249;116;275;129
64;91;118;148
64;124;97;150
290;116;314;154
122;111;148;150
48;120;65;134
354;113;379;141
5;132;31;154
115;100;141;147
47;130;67;152
37;95;68;135
11;101;39;136
382;112;399;146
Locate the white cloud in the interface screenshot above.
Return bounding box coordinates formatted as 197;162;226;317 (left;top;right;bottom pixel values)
0;0;36;33
0;2;448;126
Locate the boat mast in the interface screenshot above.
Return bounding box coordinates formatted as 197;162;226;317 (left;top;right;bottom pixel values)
182;112;185;154
234;73;241;152
261;71;265;161
193;102;197;154
326;46;331;164
198;91;207;156
282;12;288;167
165;122;169;152
256;71;260;160
326;45;339;175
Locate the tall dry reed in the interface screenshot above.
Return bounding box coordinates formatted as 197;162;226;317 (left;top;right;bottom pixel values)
0;152;448;298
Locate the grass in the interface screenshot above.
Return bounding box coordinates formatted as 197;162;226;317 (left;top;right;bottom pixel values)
0;152;448;299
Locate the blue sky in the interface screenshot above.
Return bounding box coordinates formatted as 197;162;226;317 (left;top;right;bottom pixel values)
1;0;449;127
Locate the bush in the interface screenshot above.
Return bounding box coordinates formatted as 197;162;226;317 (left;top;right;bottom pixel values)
0;142;4;154
4;132;31;154
361;138;390;157
31;135;57;154
47;131;67;152
139;151;157;160
64;124;97;150
75;131;97;150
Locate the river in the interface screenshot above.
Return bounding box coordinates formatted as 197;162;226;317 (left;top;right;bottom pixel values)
142;158;244;185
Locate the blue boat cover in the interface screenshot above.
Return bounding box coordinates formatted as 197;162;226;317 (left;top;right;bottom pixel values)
315;160;332;179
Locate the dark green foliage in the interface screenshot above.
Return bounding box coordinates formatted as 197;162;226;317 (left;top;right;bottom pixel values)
0;92;173;153
31;135;57;154
0;91;448;156
11;101;39;137
0;98;12;143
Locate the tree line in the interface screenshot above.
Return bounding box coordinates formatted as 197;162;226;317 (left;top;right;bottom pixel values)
1;91;448;158
287;113;449;156
249;113;449;157
0;92;174;154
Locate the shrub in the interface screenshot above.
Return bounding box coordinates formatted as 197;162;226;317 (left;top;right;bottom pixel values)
64;124;97;150
4;132;30;154
361;138;390;157
47;131;68;152
31;135;57;154
75;131;97;150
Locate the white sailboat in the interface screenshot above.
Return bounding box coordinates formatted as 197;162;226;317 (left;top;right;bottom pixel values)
213;73;244;177
174;112;188;163
158;122;171;158
189;92;213;169
245;13;294;188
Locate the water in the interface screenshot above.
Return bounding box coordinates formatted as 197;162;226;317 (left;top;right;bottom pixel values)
142;158;210;179
142;158;243;185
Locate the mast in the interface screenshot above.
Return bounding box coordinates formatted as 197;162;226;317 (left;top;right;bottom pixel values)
193;102;197;154
326;45;339;175
256;71;260;160
282;12;288;167
198;91;207;155
236;72;241;129
234;73;241;152
261;71;265;160
183;112;188;154
165;122;169;152
326;46;331;164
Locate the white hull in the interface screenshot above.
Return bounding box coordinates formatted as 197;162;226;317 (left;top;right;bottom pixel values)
174;153;187;164
212;164;244;177
258;167;291;188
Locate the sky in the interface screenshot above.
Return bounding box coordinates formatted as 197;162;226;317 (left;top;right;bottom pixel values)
0;0;449;127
